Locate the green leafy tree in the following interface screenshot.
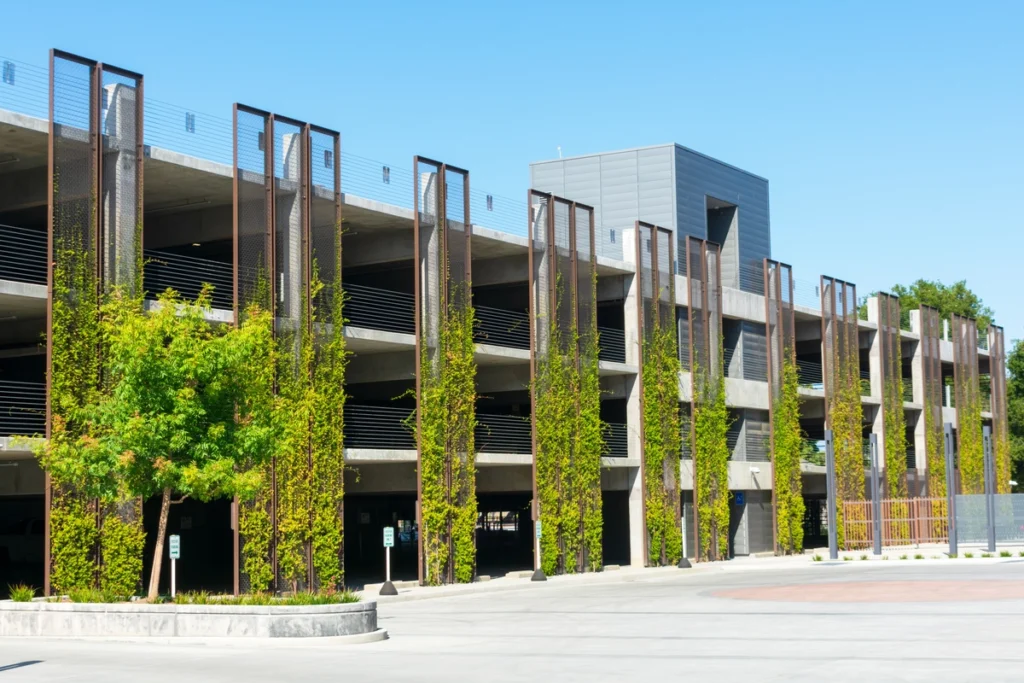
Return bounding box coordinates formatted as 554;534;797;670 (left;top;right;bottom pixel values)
886;280;993;331
1006;339;1024;492
37;288;277;600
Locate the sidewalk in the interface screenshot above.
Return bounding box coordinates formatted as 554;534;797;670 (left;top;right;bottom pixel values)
356;546;1024;603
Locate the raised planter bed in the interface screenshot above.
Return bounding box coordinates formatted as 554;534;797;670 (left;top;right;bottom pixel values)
0;599;378;638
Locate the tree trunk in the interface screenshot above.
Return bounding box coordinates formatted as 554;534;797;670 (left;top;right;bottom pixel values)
147;487;172;601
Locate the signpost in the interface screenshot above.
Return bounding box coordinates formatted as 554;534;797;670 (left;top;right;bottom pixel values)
380;527;398;596
944;423;958;557
869;434;882;556
825;430;838;560
531;519;546;582
168;534;180;598
983;426;996;553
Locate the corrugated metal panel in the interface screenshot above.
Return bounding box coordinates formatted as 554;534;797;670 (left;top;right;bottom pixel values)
529;161;565;197
746;489;774;553
728;409;744;461
741;320;768;381
744;409;770;462
730;498;749;555
674;146;770;293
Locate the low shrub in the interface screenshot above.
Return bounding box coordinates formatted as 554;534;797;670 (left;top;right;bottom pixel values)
981;553;992;558
812;554;823;562
899;555;908;560
7;584;35;602
842;556;852;562
1000;551;1012;558
173;591;359;606
914;554;924;560
859;555;868;561
68;588;118;603
964;552;974;558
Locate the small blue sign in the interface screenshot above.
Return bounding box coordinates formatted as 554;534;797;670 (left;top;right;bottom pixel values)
734;492;745;506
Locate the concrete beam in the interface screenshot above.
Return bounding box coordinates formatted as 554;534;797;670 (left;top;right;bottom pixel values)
471;255;528;288
0;166;46;212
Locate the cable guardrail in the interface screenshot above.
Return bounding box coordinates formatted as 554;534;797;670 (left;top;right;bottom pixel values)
343;404;415;451
0;224;47;285
0;380;46;437
598;327;626;364
143;249;233;310
796;359;824;390
344;284;415;335
606;422;628;458
474;306;529;349
476;413;532;454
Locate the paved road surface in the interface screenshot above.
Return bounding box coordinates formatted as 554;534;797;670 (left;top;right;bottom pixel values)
1;560;1022;682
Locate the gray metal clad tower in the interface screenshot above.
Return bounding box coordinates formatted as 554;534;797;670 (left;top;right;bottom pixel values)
530;143;771;293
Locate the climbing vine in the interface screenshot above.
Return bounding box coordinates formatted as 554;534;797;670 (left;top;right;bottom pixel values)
832;328;865;550
693;357;730;562
642;317;682;566
99;506;146;599
418;283;477;585
884;326;908;498
958;380;984;494
274;261;349;593
533;273;604;575
773;354;805;554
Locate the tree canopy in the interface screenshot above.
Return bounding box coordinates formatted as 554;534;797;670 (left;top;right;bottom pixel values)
889;279;993;330
37;287;278;598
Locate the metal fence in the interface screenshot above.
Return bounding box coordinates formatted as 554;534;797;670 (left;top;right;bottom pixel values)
343;404;415;450
0;380;46;437
606;422;628;458
955;494;1024;544
597;327;626;363
474;305;529;350
841;497;949;550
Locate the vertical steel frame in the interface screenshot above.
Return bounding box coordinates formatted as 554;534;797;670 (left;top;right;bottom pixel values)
762;259;794;553
683;235;723;561
951;313;980;492
878;292;904;493
413;156;471;585
920;305;944;496
46;49;144;596
819;276;857;430
635;222;676;565
232;106;341;593
989;325;1010;493
527;190;597;572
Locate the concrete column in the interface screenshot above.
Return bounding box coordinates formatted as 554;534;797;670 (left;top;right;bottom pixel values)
419;172;441;359
279;132;304;333
621;227;645;567
100;82;140;292
866;297;886;471
910;310;927;485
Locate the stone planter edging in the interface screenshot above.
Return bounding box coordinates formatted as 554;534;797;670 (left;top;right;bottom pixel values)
0;599;377;638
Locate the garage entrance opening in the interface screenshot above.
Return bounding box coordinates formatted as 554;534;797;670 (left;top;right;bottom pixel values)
0;495;45;597
476;493;531;577
344;494;417;589
142;497;233;595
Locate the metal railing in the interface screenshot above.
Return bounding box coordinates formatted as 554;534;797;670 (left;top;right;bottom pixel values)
796;359;823;390
476;413;531;454
0;224;47;285
345;284;415;335
343;404;415;451
598;327;626;364
606;422;628;458
143;249;233;310
905;447;916;470
474;306;529;350
0;380;46;437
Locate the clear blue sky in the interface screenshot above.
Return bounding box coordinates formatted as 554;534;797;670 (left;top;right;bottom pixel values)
5;1;1022;338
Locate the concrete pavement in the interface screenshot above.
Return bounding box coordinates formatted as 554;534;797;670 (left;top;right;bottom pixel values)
1;559;1023;682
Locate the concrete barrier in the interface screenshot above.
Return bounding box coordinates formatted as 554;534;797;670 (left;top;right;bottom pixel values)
0;599;378;638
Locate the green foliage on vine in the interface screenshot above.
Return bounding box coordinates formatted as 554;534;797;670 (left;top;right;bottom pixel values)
99;509;145;599
884;326;908;498
693;361;730;561
48;493;98;595
275;264;348;592
418;284;477;585
773;354;805;554
958;382;984;494
239;495;273;592
533;273;604;575
642;322;682;566
831;328;865;550
924;401;946;497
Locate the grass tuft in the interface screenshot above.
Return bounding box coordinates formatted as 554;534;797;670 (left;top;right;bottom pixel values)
914;554;924;560
859;555;868;561
899;554;908;560
812;554;823;562
999;551;1011;558
7;584;35;602
981;553;992;558
964;552;974;558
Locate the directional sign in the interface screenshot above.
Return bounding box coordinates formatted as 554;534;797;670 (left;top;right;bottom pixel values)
169;534;181;560
383;527;395;548
535;520;542;539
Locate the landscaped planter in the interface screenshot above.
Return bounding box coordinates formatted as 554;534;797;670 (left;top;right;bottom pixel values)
0;599;378;638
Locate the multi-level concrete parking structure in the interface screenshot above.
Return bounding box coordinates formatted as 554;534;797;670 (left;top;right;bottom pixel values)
0;51;1008;593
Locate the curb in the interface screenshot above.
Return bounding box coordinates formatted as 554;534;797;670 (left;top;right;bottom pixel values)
0;628;390;648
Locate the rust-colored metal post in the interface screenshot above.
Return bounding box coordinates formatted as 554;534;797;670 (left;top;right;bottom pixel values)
635;222;648;565
412;156;423;585
43;49;56;598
